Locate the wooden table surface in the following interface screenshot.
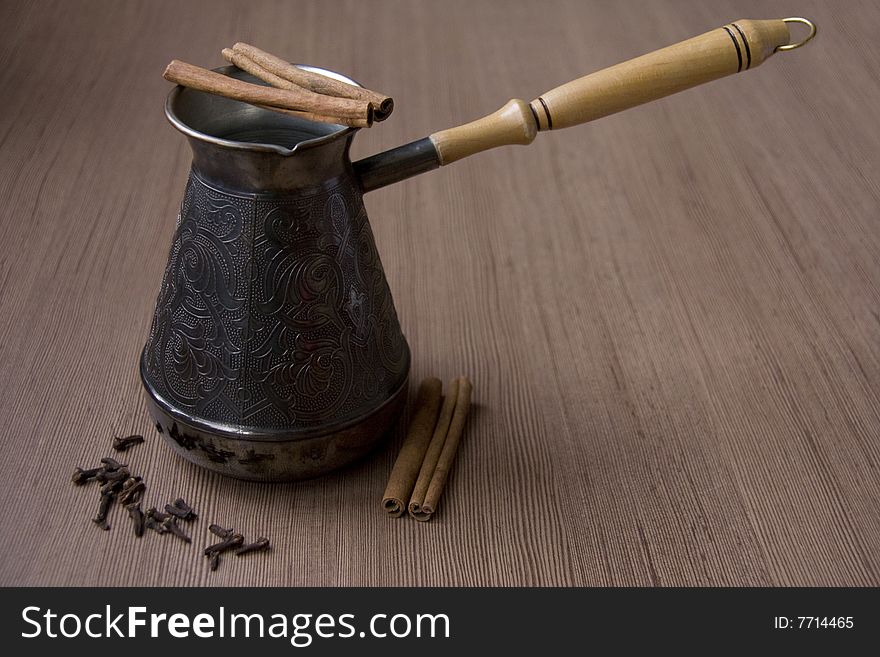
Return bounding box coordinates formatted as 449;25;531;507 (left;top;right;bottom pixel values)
1;0;878;587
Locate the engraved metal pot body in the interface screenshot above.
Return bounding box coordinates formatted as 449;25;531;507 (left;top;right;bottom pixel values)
141;67;410;481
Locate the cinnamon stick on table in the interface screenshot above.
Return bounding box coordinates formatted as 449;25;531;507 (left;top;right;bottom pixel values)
231;42;394;121
409;377;473;522
408;378;460;519
382;378;443;517
163;60;372;123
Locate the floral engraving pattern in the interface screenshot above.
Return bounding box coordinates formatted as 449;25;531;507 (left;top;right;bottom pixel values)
142;173;409;431
143;179;249;419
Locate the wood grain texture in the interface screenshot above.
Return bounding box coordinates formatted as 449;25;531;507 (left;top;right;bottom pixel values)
430;98;536;164
534;19;790;130
0;0;878;587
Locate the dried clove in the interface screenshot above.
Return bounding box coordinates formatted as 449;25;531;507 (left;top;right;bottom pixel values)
144;514;168;534
118;480;146;506
165;498;196;521
112;434;145;452
235;537;270;556
71;466;102;485
93;492;113;530
126;502;145;537
96;467;129;484
205;533;243;572
204;533;244;556
144;507;171;534
173;498;197;519
208;523;234;539
100;457;127;472
163;517;192;543
164;505;190;520
100;478;125;497
145;507;170;522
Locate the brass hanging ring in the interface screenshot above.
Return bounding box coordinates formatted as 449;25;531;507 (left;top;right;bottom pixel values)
776;17;817;52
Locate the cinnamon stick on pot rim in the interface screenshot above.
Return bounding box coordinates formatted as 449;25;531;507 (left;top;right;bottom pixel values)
381;378;443;517
408;378;460;519
222;47;296;90
253;104;370;129
163;60;371;122
223;49;372;127
412;377;473;522
231;42;394;121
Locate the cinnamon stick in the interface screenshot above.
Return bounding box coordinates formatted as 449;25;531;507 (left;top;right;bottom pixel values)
222;47;297;91
253;104;371;129
413;377;473;521
222;48;371;127
163;59;371;121
408;378;460;519
382;378;443;517
231;42;394;121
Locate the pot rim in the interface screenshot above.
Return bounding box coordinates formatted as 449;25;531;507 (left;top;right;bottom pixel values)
164;64;361;156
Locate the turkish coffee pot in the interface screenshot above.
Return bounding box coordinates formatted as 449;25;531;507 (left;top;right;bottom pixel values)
141;18;816;480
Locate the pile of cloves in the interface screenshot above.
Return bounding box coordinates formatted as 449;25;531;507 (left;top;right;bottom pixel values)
72;430;272;572
72;456;142;530
138;497;197;543
205;523;270;571
72;452;197;545
71;433;148;531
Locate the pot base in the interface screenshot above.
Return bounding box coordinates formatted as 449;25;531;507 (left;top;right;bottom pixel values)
142;374;408;482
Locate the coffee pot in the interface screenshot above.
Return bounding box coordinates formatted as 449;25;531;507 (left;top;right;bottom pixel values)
141;18;815;480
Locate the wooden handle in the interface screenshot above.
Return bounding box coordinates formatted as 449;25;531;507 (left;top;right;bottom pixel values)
430;18;793;164
531;18;789;130
429;99;538;165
